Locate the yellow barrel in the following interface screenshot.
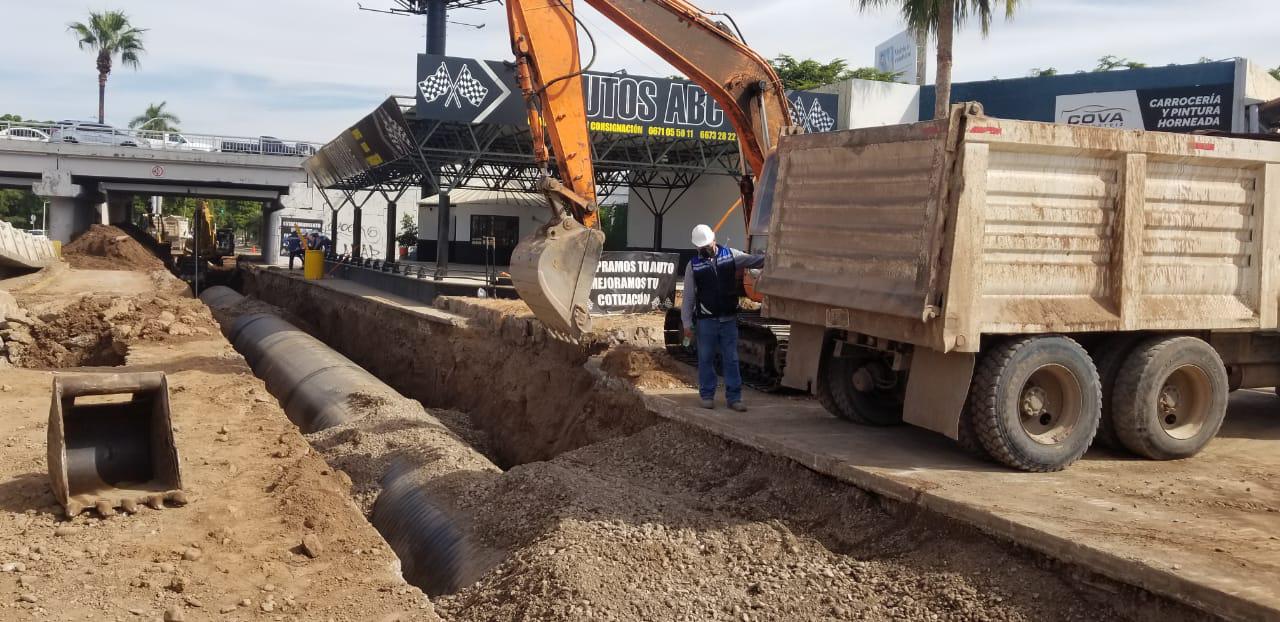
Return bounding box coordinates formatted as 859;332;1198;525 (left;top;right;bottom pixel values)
303;250;325;280
51;240;62;257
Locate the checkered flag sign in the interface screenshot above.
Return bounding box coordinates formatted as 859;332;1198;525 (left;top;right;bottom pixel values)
418;62;490;110
789;96;809;128
452;65;489;108
419;64;453;104
806;99;835;133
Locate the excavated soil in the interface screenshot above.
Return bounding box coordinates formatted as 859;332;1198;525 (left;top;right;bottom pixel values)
245;273;661;469
8;291;215;368
62;225;166;272
601;345;695;389
237;267;1212;621
0;264;437;621
436;421;1199;622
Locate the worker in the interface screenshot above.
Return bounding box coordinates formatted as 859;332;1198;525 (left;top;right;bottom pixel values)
285;230;303;270
681;224;764;411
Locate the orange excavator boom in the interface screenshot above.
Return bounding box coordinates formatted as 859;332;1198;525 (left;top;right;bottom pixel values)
506;0;792;337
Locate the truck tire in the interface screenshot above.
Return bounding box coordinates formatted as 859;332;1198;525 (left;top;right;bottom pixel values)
1111;336;1227;460
1089;337;1142;450
818;350;904;426
970;336;1100;472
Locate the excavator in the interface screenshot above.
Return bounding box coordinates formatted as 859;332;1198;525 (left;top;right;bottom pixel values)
506;0;795;372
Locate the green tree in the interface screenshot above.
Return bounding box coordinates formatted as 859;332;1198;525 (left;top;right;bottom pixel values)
1094;55;1146;71
67;10;146;124
128;101;180;132
1270;66;1280;81
770;55;857;90
848;67;903;82
855;0;1022;119
1029;67;1058;77
598;204;628;251
396;213;418;247
0;190;44;229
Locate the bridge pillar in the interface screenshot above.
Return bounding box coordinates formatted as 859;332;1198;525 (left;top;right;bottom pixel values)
47;197;80;245
262;202;283;265
385;201;397;261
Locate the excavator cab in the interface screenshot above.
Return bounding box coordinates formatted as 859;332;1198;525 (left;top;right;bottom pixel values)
509;213;604;337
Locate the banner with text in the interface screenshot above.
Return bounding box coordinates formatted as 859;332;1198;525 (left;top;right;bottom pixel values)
1054;84;1234;133
587;251;679;315
416;54;841;140
874;29;919;85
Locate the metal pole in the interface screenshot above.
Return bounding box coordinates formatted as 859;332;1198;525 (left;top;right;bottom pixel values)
386;201;398;261
353;204;364;258
192;209;200;297
425;0;447;55
433;191;451;280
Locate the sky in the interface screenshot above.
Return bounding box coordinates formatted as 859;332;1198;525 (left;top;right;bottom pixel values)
0;0;1274;142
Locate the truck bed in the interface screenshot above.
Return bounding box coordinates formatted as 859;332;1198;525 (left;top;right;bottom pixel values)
759;107;1280;353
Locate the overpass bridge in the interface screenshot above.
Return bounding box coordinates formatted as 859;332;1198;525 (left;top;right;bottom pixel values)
0;131;314;258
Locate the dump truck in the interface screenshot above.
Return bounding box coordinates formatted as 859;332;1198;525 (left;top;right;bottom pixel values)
757;103;1280;472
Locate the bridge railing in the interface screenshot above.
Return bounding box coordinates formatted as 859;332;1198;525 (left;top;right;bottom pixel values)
0;120;322;157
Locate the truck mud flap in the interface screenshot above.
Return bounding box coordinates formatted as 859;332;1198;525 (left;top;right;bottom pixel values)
903;349;976;439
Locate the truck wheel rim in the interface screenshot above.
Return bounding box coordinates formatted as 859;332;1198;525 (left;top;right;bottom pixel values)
1158;365;1211;440
1018;365;1082;445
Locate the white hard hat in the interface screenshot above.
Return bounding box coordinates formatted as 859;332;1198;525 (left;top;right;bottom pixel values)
691;224;715;248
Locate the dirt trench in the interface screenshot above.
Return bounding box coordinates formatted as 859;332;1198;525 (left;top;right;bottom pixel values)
231;267;1218;622
241;269;659;469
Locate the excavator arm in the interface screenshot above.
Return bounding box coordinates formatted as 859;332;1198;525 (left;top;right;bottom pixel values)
507;0;791;337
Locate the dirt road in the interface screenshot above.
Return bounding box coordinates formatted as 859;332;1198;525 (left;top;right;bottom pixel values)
0;262;436;620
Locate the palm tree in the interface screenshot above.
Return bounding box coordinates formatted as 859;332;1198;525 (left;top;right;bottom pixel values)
855;0;1020;119
128;102;181;132
67;11;146;124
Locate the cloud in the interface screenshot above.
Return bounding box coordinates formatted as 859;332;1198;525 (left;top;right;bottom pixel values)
0;0;1273;141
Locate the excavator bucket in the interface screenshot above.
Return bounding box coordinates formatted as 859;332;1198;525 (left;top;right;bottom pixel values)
509;217;605;337
48;372;183;517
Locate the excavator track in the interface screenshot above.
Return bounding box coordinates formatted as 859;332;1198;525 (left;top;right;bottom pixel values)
663;309;792;393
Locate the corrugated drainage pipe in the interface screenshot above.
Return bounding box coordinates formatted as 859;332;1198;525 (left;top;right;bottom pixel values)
199;286;472;595
200;287;396;433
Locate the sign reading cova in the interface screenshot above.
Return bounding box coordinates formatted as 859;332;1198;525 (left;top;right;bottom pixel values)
1055;84;1233;133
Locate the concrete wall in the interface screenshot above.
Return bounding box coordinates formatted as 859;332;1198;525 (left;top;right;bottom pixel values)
818;78;921;129
277;183;422;259
415;190;547;243
625;174;745;252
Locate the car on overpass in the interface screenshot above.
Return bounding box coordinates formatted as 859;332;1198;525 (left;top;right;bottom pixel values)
138;131;216;152
49;121;143;148
0;126;50;142
219;135;308;156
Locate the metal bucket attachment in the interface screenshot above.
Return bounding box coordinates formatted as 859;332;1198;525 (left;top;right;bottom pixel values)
508;217;605;337
48;372;183;517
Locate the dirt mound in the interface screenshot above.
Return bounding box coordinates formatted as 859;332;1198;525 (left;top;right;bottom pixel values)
6;290;214;368
436;422;1197;622
63;224;165;272
601;345;694;389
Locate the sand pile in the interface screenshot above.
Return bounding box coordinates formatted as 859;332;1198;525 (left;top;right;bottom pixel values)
63;224;165;271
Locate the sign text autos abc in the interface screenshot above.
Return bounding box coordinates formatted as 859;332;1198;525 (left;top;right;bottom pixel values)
584;74;728;139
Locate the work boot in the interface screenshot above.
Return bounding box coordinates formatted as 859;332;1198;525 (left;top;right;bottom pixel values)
700;399;714;409
729;402;748;412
